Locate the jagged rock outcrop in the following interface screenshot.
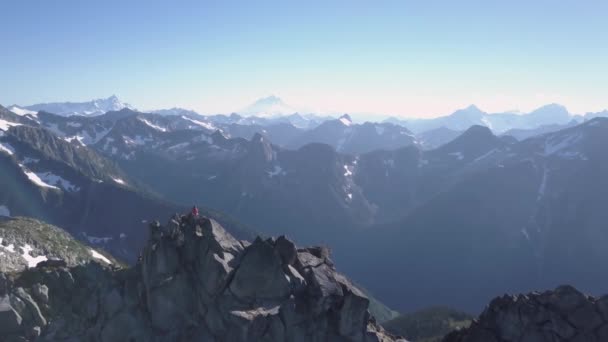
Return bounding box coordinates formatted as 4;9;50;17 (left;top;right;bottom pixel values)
443;285;608;342
0;214;405;341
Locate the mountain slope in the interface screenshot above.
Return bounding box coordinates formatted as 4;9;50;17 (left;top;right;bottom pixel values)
0;216;120;272
0;124;255;262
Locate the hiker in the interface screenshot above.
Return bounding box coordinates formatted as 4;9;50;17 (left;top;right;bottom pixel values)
186;205;199;226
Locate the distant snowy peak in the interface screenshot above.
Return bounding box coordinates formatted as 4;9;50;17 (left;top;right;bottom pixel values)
240;95;300;117
21;95;136;117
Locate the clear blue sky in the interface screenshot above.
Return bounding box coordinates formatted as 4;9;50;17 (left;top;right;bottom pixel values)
1;0;606;117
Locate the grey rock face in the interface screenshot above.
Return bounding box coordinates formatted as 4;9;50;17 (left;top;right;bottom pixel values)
0;295;23;334
0;215;404;342
444;285;608;342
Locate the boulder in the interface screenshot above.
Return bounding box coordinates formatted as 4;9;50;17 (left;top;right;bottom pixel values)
31;284;48;304
229;238;291;301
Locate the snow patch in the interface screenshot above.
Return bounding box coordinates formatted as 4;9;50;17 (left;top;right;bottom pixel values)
207;175;217;180
123;135;152;146
63;126;111;145
167;142;190;150
521;228;530;241
20;167;78;192
544;132;582;156
481;117;493;131
21;157;39;164
20;165;60;190
473;149;497;163
138;118;167;132
84;233;113;244
67;122;82;128
339;117;352;126
0;142;15;155
0;238;15;253
90;249;112;264
8;106;37;116
0;119;22;131
181;116;217;131
112;177;126;185
343;164;353;177
267;165;286;178
537;166;548;202
0;205;10;217
21;244;47;268
449;152;464;160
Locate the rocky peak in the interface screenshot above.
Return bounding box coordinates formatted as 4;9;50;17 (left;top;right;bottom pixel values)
444;285;608;342
249;132;275;162
0;214;404;341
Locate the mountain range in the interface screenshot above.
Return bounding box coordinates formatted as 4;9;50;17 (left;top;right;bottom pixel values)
3;97;608;317
9;95;135;117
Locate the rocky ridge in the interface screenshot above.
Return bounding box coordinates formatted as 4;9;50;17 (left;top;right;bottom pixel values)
0;214;404;341
443;285;608;342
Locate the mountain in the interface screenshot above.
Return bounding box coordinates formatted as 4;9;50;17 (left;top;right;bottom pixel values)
13;95;135;117
343;118;608;312
416;127;463;150
9;96;608;318
585;109;608;120
0;216;120;272
502;120;579;141
388;104;582;134
289;114;419;154
443;285;608;342
240;95;300;117
0;214;404;341
0;123;254;262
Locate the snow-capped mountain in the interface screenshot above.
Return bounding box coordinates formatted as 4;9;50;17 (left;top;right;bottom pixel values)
239;95;301;117
12;95;136;117
0;119;253;262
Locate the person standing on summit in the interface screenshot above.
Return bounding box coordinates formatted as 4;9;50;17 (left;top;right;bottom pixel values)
191;205;199;217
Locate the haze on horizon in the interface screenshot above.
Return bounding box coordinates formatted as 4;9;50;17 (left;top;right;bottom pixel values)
1;0;606;118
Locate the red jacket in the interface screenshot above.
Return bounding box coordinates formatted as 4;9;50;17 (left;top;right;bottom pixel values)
191;206;199;216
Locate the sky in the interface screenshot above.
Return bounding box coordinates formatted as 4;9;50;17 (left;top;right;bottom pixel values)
1;0;607;118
